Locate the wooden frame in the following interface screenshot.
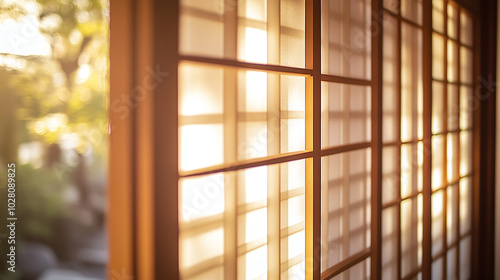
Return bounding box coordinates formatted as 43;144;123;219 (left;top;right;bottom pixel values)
472;0;497;279
109;0;179;279
108;0;496;279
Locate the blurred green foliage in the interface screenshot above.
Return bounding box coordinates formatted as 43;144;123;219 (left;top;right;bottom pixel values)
0;163;69;240
0;0;109;158
0;0;109;263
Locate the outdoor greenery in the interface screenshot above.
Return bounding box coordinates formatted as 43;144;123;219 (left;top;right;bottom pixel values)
0;0;109;275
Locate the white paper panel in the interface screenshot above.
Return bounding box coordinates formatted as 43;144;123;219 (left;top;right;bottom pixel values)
401;23;423;142
321;149;371;271
321;0;371;79
321;83;372;148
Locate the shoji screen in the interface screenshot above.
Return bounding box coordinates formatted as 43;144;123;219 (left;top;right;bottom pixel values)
380;0;474;280
381;1;424;279
429;1;473;280
320;0;372;279
177;0;475;279
178;0;309;279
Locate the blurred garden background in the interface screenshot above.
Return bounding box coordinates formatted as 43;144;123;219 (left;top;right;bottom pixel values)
0;0;109;279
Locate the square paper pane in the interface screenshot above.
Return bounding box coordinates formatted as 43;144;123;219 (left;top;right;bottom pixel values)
322;83;372;148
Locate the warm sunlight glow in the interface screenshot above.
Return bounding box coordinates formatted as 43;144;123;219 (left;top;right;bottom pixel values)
447;41;458;82
432;0;444;33
180;173;225;222
0;16;51;56
242;27;267;63
242;167;267;203
432;190;444;217
240;246;267;280
460;132;472;176
180;124;224;171
244;71;267;112
447;134;458;181
177;0;474;279
179;63;223;116
432;190;444;256
180;227;224;269
243;208;267;243
432;136;444;190
432;82;444;134
459;177;472;234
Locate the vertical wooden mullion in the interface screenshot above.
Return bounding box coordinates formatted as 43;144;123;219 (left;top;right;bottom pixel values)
151;0;179;278
442;0;449;276
267;0;281;279
371;0;383;278
223;75;238;280
305;0;321;279
422;0;433;279
223;2;238;278
396;1;403;279
455;8;462;280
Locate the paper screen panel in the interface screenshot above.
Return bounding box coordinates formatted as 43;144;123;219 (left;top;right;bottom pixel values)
447;133;459;182
412;273;423;280
331;258;371;280
432;33;445;81
281;76;306;154
321;0;371;80
432;81;444;134
179;62;225;171
432;257;443;280
459;131;472;176
179;62;306;172
179;0;225;58
431;135;444;191
382;207;398;280
447;184;458;245
460;12;473;46
431;190;444;257
401;23;423;142
447;84;459;131
382;146;399;204
321;83;371;148
179;172;229;280
180;227;225;280
400;142;423;197
280;0;305;68
459;177;472;235
447;4;458;39
321;149;371;271
401;194;423;278
382;14;399;143
432;0;444;33
460;47;473;85
180;0;305;67
447;41;459;83
384;0;399;13
447;247;458;280
459;86;473;130
401;0;423;25
180;159;305;280
459;237;471;280
280;159;306;280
